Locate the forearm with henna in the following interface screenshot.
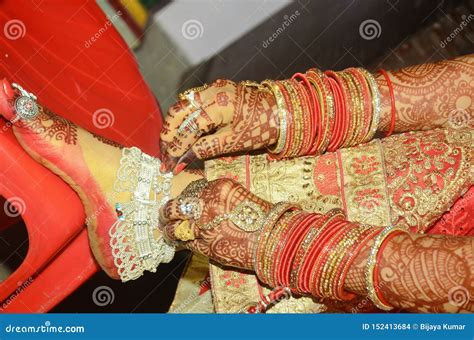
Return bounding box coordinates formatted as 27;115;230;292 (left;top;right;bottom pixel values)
376;54;474;132
345;232;473;313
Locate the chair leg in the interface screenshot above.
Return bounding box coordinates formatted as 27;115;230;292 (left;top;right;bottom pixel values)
0;228;99;313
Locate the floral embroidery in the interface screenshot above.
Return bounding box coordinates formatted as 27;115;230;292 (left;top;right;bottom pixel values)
383;128;471;232
221;271;247;288
351;155;379;175
217;92;229;106
354;188;383;209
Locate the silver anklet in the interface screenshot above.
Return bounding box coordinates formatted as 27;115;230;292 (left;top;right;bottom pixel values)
109;147;175;282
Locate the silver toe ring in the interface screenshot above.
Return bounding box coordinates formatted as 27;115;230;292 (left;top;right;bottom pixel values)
11;83;39;123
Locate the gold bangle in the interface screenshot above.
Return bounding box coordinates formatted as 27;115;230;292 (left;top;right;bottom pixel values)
267;210;301;287
359;68;381;142
365;225;406;311
254;202;300;283
321;225;371;299
281;80;304;157
258;204;300;285
307;69;334;154
342;71;365;146
350;68;373;144
338;72;358;147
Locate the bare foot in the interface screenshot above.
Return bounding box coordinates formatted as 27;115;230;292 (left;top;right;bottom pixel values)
0;79;202;279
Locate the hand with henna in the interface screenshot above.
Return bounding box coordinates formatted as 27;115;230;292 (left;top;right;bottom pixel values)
160;80;279;173
159;178;272;269
161;180;473;313
161;55;473;173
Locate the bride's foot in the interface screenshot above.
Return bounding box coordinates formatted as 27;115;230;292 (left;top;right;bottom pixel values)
0;79;202;280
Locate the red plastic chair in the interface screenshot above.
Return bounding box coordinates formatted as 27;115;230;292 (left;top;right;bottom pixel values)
0;123;95;312
0;1;163;312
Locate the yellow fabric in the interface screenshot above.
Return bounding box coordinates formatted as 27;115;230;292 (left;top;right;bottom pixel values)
169;254;214;313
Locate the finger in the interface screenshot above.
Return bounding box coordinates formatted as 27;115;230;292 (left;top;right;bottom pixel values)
162;220;181;243
161;100;194;143
161;95;217;172
166;108;217;159
169;126;233;174
180;237;206;254
160;101;197;171
172;147;200;175
160;196;203;224
189;126;238;160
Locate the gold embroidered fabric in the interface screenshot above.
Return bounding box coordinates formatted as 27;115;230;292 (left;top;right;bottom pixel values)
171;128;471;313
384;129;472;232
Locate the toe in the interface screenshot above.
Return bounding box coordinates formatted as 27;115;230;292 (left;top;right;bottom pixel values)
0;79;15;121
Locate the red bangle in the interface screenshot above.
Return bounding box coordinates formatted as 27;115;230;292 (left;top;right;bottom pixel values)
301;213;345;295
278;212;312;286
288;213;322;292
306;69;333;155
373;229;404;308
296;211;343;293
273;212;305;286
309;218;348;297
379;69;396;137
333;226;377;300
292;73;318;155
291;78;313;156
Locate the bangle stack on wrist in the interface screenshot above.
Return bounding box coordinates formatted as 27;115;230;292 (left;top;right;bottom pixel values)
250;66;385;159
254;204;405;307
